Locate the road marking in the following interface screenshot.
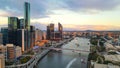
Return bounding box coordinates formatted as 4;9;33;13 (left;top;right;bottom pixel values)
66;58;77;68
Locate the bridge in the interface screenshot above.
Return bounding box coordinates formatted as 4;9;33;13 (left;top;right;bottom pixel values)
40;47;90;52
5;38;80;68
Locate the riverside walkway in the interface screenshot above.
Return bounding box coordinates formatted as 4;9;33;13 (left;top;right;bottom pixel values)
5;38;73;68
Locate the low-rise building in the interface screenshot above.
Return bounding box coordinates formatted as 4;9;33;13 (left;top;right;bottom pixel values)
0;54;5;68
15;46;22;58
104;42;116;51
115;46;120;51
104;55;120;63
94;63;119;68
6;44;15;61
0;45;7;60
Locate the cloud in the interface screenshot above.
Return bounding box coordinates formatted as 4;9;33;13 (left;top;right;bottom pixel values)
0;0;52;18
0;10;11;17
0;0;120;19
62;0;120;12
31;22;47;30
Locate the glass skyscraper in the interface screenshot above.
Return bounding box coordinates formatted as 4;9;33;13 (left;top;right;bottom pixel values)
58;23;63;39
1;28;8;45
19;19;25;29
8;17;19;30
24;2;30;30
24;2;31;50
8;17;19;45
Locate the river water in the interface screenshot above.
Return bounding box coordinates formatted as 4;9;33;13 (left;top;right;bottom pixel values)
37;37;90;68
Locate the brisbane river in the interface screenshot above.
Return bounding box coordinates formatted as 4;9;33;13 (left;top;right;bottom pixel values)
37;37;90;68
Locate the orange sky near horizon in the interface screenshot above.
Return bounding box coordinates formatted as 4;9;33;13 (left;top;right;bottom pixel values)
0;0;120;31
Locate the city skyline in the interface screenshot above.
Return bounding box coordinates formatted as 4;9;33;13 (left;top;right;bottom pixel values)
0;0;120;31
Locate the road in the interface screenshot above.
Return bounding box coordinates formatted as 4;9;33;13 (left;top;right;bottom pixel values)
37;37;90;68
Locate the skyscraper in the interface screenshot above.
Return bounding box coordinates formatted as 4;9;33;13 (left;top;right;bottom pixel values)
30;26;35;48
1;28;8;45
8;17;19;30
17;29;26;52
24;2;30;50
24;2;30;30
0;33;3;44
46;23;54;40
50;23;54;40
8;17;19;45
47;25;50;40
19;19;25;29
50;23;54;33
46;23;63;41
58;23;63;40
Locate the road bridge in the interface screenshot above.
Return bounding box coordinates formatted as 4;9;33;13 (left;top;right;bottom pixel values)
40;47;90;52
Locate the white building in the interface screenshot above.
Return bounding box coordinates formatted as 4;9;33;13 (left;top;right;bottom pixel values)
104;55;120;63
15;46;22;58
0;54;5;68
94;63;119;68
104;42;116;51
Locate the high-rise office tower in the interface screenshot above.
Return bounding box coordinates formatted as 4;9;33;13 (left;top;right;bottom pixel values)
17;29;26;52
46;23;54;40
19;19;25;29
50;23;54;33
24;2;30;30
47;25;50;40
1;28;8;45
0;33;3;44
58;23;63;40
30;26;35;48
24;2;30;50
50;23;54;40
8;17;19;45
8;17;19;30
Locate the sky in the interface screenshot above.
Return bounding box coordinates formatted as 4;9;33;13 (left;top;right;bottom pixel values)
0;0;120;31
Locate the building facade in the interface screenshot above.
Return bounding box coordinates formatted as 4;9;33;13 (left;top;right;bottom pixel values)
46;23;63;41
8;17;19;30
58;23;63;40
0;54;5;68
8;17;19;46
6;44;15;61
0;45;7;61
24;2;31;51
19;19;25;29
1;28;8;45
0;33;3;44
30;26;35;48
47;25;50;40
24;2;30;30
15;46;22;58
35;29;43;45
